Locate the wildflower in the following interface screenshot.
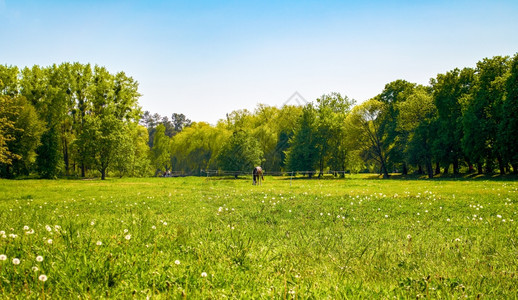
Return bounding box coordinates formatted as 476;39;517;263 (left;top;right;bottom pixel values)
45;225;52;232
26;229;35;234
32;266;39;272
12;258;20;265
36;256;44;262
447;218;451;222
39;274;48;282
497;215;502;218
407;234;412;239
385;215;388;218
0;254;7;261
97;241;102;246
455;238;461;242
151;225;156;230
163;222;168;226
124;229;129;233
23;225;30;231
125;234;131;240
90;221;95;226
47;239;53;244
175;260;180;265
201;272;207;277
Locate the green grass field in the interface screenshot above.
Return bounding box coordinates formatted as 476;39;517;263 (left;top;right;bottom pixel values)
0;175;517;298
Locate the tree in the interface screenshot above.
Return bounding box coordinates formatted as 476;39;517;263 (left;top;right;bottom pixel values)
0;96;44;177
76;115;131;180
498;53;518;173
462;56;510;174
345;99;390;178
0;95;19;166
217;130;263;178
150;124;171;176
315;93;355;177
284;104;319;177
377;80;416;174
397;86;437;178
431;68;475;174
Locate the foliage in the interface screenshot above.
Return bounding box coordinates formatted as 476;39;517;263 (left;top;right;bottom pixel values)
217;130;263;177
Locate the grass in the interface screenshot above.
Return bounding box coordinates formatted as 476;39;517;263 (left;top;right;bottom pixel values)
0;175;517;298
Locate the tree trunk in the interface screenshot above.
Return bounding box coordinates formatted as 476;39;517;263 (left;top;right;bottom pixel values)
497;155;505;175
453;159;459;175
512;163;518;174
101;168;106;180
477;163;483;174
435;162;440;175
426;161;434;179
443;164;449;175
402;163;408;175
417;165;423;175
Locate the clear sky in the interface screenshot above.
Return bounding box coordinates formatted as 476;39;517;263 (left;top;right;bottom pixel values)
1;0;517;124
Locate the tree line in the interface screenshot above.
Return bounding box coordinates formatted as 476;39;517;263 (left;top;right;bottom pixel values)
1;54;517;179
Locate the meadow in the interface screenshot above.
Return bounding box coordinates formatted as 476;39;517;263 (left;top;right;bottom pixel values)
0;175;517;299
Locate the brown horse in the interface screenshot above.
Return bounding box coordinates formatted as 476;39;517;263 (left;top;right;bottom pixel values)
253;166;264;185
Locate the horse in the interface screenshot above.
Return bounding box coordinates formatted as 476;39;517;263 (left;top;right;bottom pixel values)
253;166;264;185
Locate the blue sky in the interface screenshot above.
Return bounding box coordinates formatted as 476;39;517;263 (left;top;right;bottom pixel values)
1;0;518;124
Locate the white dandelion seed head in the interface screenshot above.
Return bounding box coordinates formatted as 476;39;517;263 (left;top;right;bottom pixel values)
96;241;102;246
175;260;180;265
23;225;29;231
151;225;156;230
125;234;131;240
201;272;207;277
39;274;48;282
32;266;39;272
36;256;44;262
47;239;53;244
124;229;128;233
12;258;20;265
0;254;7;261
45;225;52;232
407;234;412;239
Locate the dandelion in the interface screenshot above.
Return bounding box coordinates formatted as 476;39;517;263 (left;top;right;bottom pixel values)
201;272;207;277
125;234;131;240
32;266;39;272
96;241;102;246
497;215;502;218
447;218;451;222
90;221;95;226
152;225;156;230
407;234;412;239
163;222;168;226
39;274;48;282
23;225;30;230
36;256;44;262
26;229;35;234
12;258;20;265
385;215;388;218
0;254;7;261
175;260;180;265
455;238;461;242
124;229;129;233
45;225;52;232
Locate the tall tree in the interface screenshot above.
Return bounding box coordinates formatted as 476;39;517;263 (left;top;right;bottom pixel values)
284;104;319;177
150;124;171;176
498;53;518;173
431;68;475;174
345;99;390;178
462;56;510;174
217;130;263;178
397;86;437;178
